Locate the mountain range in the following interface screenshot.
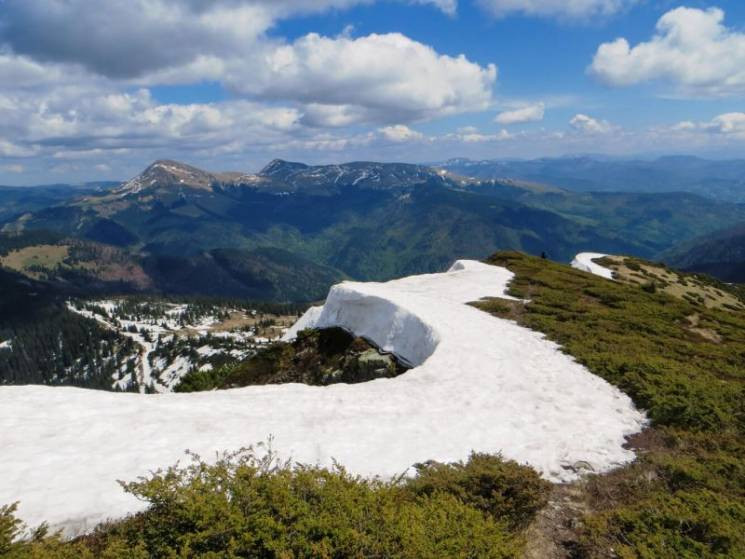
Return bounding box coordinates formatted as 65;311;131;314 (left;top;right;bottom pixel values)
438;155;745;203
2;158;745;300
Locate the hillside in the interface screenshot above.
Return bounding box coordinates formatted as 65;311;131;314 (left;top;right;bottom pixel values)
0;184;105;224
0;267;137;390
2;252;745;557
0;255;307;391
664;223;745;283
3;159;745;301
0;231;345;301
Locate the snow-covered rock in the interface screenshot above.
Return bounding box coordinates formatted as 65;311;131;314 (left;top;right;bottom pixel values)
0;260;645;537
571;252;614;279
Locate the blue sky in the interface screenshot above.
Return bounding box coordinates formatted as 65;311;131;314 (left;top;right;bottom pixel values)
1;0;745;183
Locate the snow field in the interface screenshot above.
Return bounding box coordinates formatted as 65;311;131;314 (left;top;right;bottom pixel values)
1;260;646;537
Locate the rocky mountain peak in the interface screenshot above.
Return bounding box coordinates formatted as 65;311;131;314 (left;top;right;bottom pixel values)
117;160;218;196
258;159;310;177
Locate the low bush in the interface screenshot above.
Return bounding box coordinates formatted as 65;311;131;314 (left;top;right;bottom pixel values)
3;448;544;558
479;251;745;558
406;453;550;530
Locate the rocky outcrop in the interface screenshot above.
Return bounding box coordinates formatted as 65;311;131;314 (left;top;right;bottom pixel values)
220;327;408;388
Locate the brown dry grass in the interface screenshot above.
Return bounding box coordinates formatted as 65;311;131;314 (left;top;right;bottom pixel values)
0;244;70;277
600;255;745;311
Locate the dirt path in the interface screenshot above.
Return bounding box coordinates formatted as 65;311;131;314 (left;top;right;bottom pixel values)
522;482;588;558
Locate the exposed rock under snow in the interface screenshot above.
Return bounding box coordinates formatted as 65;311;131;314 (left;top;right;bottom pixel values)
571;252;614;280
0;260;645;537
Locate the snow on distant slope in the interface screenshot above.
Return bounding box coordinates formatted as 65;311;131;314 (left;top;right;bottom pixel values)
571;252;614;279
0;260;645;537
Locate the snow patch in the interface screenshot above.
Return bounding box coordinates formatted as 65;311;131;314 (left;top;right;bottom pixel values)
571;252;614;280
0;260;645;537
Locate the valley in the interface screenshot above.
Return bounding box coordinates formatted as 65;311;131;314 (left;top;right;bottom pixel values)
0;263;305;391
3;158;745;303
65;299;298;392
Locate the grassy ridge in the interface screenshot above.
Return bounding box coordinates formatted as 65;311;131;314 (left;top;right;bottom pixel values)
476;252;745;557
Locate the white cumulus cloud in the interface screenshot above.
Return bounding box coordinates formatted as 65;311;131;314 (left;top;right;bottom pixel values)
570;114;613;134
590;7;745;96
0;3;496;126
708;113;745;137
231;33;496;123
378;124;425;142
495;102;544;125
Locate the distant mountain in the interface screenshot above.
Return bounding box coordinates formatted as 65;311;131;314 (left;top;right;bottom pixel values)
664;223;745;282
4;158;745;300
0;183;102;224
113;159;460;197
437;156;745;203
115;160;226;195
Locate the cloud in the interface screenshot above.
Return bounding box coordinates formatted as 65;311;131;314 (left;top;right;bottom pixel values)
0;138;37;157
476;0;633;20
708;113;745;137
0;1;458;79
411;0;457;15
443;126;512;143
0;1;270;78
0;164;24;174
228;32;496;123
570;114;613;134
671;121;696;132
590;7;745;96
664;113;745;140
495;102;544;125
378;124;425;142
0;3;495;126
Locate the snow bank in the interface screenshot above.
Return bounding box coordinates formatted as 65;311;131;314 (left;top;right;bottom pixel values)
0;260;645;537
281;305;323;341
571;252;614;279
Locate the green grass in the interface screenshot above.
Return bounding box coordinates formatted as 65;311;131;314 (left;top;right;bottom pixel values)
475;252;745;558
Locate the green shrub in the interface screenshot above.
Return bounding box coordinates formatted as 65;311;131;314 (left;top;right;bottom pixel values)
579;490;745;558
406;452;550;530
481;251;745;558
3;448;536;557
641;281;657;294
173;363;237;393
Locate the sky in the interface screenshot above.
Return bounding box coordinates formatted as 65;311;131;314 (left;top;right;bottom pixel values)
1;0;745;184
